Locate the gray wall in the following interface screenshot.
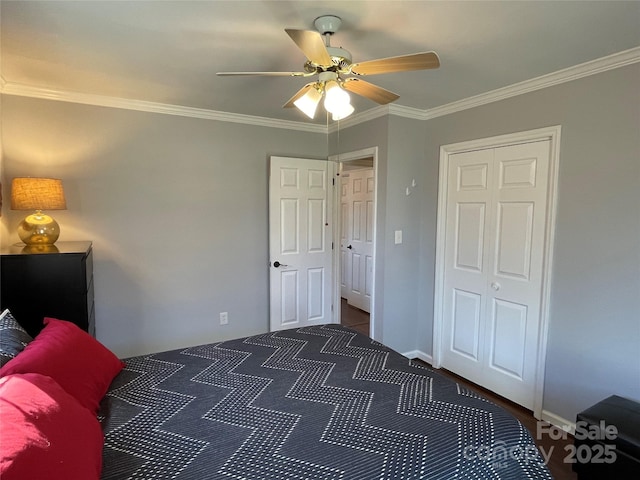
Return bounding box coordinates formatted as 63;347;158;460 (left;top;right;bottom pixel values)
380;118;425;350
329;117;436;354
0;96;327;357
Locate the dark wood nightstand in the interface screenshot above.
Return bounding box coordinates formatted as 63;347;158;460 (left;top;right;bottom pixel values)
0;241;94;337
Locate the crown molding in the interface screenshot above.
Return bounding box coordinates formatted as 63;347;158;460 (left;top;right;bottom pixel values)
1;47;638;131
399;46;640;122
388;104;428;120
0;82;327;134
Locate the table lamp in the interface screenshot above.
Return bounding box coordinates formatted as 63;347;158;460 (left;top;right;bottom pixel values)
11;177;67;245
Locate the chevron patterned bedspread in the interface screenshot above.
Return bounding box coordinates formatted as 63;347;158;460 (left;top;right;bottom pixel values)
100;324;551;479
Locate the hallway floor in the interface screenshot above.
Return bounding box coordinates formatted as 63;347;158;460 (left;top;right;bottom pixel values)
340;298;370;335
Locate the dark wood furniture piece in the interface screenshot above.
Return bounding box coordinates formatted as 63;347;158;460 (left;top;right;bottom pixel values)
573;395;640;479
0;241;94;337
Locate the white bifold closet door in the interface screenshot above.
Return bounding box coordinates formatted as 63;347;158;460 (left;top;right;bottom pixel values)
441;140;550;409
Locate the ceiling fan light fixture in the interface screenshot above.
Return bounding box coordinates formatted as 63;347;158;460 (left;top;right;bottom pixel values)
323;81;351;115
331;103;354;121
218;17;440;123
293;86;323;119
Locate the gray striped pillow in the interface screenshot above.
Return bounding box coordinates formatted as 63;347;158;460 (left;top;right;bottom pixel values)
0;309;34;367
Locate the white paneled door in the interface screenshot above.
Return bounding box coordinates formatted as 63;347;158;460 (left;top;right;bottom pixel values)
341;169;374;313
269;156;334;332
441;140;551;409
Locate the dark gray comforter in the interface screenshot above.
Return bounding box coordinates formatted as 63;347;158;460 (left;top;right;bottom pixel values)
101;324;551;479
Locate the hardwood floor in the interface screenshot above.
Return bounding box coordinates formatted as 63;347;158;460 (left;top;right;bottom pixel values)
340;304;576;479
340;298;370;336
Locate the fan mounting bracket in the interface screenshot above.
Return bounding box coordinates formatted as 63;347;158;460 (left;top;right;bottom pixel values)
314;15;342;36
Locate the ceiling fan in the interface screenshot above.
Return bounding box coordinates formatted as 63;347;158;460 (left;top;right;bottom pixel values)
217;15;440;121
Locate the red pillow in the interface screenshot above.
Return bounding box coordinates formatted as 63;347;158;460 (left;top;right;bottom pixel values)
0;373;103;479
0;317;124;414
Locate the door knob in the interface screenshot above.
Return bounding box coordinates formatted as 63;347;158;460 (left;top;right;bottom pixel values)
273;261;289;268
491;282;501;291
347;245;353;250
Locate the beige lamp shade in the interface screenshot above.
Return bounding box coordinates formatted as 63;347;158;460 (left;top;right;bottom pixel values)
11;177;67;211
11;177;67;245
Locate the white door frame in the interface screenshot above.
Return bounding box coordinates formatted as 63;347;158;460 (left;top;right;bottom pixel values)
330;147;379;339
432;126;561;419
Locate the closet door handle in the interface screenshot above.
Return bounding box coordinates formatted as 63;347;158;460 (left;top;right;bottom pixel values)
491;282;501;291
347;245;353;250
273;261;289;268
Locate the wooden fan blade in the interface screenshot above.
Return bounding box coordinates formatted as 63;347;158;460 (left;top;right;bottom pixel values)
217;71;308;77
350;51;440;75
283;83;316;108
342;78;400;105
285;29;332;66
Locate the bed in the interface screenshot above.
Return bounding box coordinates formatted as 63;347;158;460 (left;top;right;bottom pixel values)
99;324;552;479
0;312;550;479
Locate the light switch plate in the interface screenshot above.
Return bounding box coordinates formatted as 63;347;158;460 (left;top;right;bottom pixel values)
394;230;402;244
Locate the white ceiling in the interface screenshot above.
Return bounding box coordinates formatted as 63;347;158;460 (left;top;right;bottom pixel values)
1;1;639;125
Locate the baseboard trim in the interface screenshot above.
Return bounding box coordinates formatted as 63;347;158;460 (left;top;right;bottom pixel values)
403;350;433;365
541;410;576;435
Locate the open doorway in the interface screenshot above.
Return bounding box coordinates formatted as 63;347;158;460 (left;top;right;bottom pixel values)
340;298;370;335
332;148;377;338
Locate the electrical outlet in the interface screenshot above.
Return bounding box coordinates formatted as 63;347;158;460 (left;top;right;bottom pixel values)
219;312;228;325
